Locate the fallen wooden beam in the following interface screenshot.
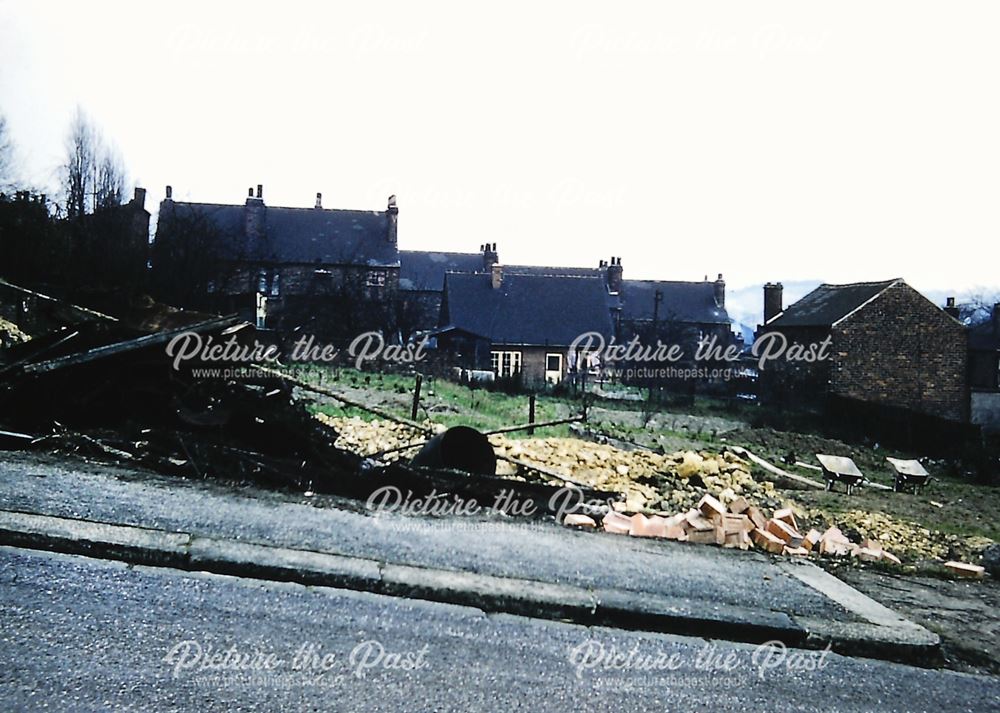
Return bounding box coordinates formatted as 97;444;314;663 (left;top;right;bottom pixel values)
484;414;585;436
727;446;826;490
254;365;435;435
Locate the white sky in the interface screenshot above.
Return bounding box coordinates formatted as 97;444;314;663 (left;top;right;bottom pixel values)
1;0;997;297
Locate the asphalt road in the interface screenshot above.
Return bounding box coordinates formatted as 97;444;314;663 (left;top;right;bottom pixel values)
1;546;997;712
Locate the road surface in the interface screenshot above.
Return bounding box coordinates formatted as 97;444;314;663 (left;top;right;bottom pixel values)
1;546;997;712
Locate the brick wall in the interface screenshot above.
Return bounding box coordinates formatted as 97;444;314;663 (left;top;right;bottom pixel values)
830;282;967;421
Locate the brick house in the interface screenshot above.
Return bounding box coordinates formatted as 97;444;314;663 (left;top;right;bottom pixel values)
758;279;968;421
152;185;399;336
435;265;614;387
968;303;1000;431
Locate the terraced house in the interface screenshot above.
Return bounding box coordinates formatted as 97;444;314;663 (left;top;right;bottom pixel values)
152;185;400;337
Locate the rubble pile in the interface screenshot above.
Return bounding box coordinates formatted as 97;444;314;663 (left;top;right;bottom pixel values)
314;414;443;456
566;494;906;565
492;438;780;512
318;416;783;513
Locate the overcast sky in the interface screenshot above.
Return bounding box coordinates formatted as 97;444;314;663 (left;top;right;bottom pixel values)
1;1;997;297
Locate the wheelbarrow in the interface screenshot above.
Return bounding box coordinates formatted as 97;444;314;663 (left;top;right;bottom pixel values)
886;457;932;494
816;454;865;495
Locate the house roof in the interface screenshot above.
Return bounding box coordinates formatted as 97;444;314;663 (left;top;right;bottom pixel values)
504;264;604;278
969;319;1000;351
765;279;901;328
441;272;614;346
620;280;730;325
156;200;398;267
399;250;483;291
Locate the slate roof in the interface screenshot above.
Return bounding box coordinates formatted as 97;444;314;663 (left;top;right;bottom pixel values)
399;251;483;291
440;272;614;346
765;279;901;328
156;200;398;267
969;320;1000;351
504;265;604;278
620;280;730;325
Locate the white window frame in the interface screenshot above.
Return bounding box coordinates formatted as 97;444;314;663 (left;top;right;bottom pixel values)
491;350;522;378
544;352;563;384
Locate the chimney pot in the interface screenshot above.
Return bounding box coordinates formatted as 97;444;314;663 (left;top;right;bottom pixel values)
315;192;322;209
248;188;254;198
256;184;263;199
482;242;498;271
165;185;173;200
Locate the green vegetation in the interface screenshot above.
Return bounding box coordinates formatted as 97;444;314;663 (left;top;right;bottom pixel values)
293;366;579;437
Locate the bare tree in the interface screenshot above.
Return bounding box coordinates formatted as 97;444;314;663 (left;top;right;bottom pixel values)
95;146;127;210
61;107;129;216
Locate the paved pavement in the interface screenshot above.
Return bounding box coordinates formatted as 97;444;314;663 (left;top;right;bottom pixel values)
1;546;996;712
0;452;854;619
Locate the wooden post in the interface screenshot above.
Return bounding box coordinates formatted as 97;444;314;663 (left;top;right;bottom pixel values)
527;393;536;435
411;374;423;420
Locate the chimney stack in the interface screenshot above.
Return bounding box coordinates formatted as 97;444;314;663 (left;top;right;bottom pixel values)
482;242;498;271
491;262;503;289
763;282;784;324
714;273;726;309
315;192;322;209
133;187;146;209
606;256;623;294
245;184;266;240
165;185;173;201
386;194;398;245
943;296;960;319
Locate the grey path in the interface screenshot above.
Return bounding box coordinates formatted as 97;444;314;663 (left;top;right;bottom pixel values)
0;546;996;713
0;452;851;621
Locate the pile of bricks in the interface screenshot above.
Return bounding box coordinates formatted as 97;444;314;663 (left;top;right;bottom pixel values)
565;494;904;564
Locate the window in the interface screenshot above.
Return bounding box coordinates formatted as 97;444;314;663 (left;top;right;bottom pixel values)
491;350;522;378
270;272;280;296
366;269;387;287
257;269;268;293
545;353;563;384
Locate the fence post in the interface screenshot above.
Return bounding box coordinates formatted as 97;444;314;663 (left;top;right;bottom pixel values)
411;374;423;420
528;393;536;435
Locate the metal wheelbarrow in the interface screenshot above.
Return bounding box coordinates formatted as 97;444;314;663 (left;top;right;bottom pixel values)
816;454;865;495
886;457;932;494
